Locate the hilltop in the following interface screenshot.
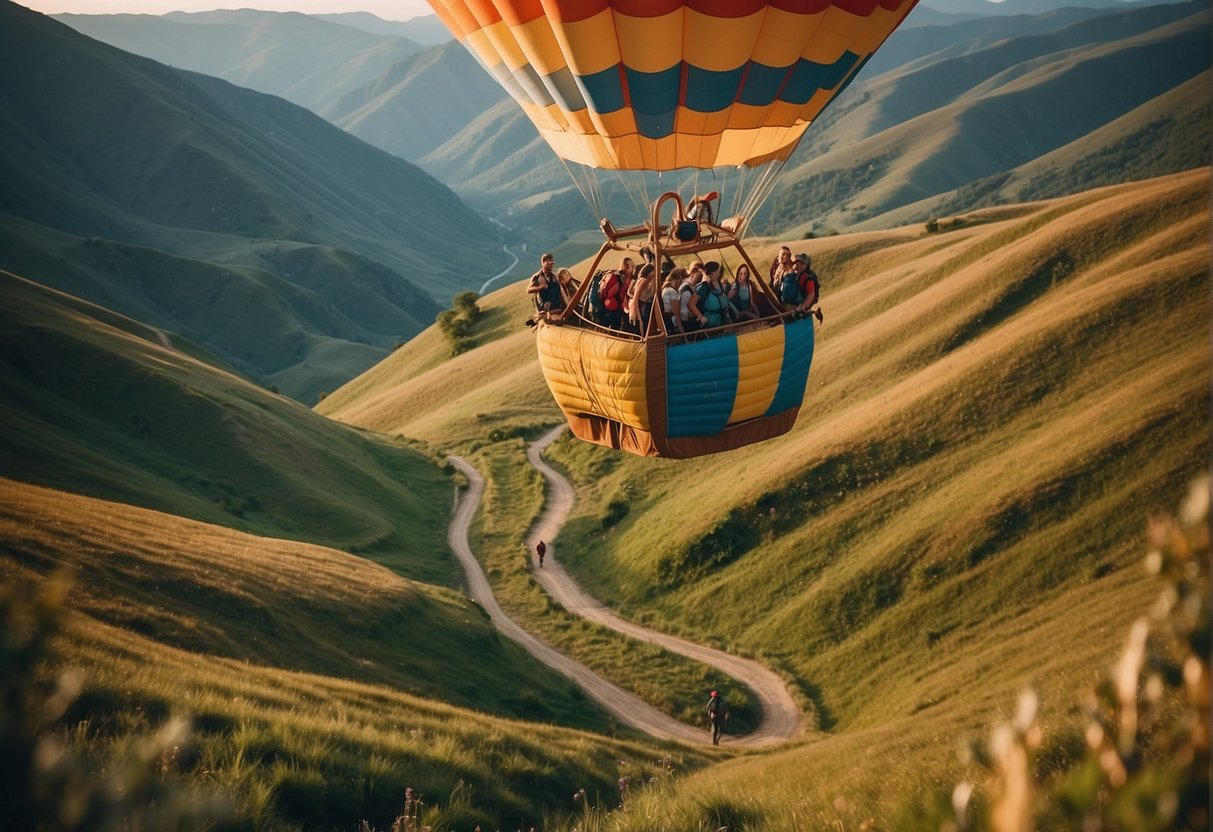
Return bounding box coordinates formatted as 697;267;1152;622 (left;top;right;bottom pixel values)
0;4;507;402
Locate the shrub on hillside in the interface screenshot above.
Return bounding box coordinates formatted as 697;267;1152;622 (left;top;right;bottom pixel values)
1;574;232;831
438;292;482;356
903;476;1209;831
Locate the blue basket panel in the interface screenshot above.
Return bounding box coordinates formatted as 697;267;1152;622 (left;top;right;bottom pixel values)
666;335;740;438
765;317;815;417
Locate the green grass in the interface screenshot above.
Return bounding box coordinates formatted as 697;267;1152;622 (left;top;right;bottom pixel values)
327;170;1210;827
0;270;457;588
0;477;622;733
7;578;704;831
463;439;764;734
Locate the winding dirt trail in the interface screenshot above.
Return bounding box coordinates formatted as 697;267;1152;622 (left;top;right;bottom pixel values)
447;427;802;748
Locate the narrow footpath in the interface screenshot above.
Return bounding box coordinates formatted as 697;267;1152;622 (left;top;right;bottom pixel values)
447;427;802;748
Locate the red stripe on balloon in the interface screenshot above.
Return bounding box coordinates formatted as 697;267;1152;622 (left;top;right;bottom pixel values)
612;0;686;17
686;0;768;16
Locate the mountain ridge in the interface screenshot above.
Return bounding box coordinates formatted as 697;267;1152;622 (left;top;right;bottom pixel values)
1;4;507;401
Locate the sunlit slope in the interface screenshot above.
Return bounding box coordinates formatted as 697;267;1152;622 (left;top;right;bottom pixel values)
325;169;1210;729
0;477;616;731
0;270;455;587
547;169;1211;722
317;284;555;448
0;486;682;831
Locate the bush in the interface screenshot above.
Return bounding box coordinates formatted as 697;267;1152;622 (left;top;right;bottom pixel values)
437;295;482;356
1;574;232;831
909;476;1210;831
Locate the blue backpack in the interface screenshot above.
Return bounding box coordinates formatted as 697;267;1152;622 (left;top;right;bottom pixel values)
587;270;610;320
779;272;800;304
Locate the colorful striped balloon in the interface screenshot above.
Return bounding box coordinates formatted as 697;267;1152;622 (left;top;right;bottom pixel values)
425;0;919;170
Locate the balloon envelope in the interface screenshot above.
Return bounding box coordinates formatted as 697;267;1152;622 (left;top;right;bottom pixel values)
426;0;919;170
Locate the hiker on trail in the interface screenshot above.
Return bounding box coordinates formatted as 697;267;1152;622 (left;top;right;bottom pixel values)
535;539;546;568
527;252;564;315
706;690;729;745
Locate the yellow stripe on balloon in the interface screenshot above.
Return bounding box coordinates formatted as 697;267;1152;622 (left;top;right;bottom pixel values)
684;8;766;72
729;325;784;423
678;106;732;136
536;325;650;429
803;19;855;64
511;15;570;77
551;7;620;77
479;19;530;72
821;5;864;45
850;4;910;53
724;102;774;131
464;26;506;71
614;7;683;75
752;7;824;67
520;100;571;135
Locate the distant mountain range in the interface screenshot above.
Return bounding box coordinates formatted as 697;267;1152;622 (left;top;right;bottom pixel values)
1;4;508;402
54;0;1207;253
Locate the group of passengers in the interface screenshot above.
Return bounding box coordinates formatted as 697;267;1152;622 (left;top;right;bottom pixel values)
527;244;821;337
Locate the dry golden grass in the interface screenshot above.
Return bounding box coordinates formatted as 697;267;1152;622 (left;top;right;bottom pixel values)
318;170;1209;828
0;475;629;734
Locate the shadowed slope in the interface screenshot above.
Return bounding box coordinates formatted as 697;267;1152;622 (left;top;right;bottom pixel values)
0;477;616;731
0;4;505;399
0;269;455;587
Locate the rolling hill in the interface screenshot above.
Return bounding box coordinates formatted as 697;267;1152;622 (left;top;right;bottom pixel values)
0;268;460;587
55;1;1207;253
768;0;1212;233
53;8;426;115
1;4;507;401
319;168;1211;823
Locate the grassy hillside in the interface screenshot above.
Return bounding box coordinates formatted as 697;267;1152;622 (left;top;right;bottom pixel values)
322;41;509;163
770;0;1210;232
1;494;696;830
55;9;424;116
0;477;619;730
322;169;1210;824
0;4;507;399
0;269;461;588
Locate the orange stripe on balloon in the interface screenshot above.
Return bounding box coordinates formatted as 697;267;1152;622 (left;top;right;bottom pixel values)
463;0;503;26
495;0;546;26
541;0;611;24
426;2;470;39
612;0;684;16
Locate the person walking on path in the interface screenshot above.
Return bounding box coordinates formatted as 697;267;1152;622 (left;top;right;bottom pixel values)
706;690;729;745
535;539;546;568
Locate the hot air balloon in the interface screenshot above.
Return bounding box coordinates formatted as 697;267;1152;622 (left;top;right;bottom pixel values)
427;0;919;457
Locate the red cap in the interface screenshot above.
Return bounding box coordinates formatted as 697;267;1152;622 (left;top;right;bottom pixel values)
710;690;718;696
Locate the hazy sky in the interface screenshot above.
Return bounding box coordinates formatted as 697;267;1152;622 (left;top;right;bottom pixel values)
19;1;435;21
